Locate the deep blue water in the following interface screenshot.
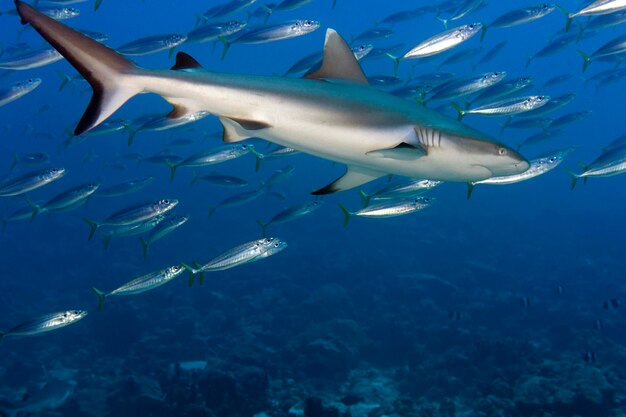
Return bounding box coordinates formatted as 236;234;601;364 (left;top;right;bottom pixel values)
1;0;626;416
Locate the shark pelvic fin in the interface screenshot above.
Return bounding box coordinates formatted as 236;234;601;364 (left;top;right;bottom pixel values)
366;142;426;160
304;28;368;84
220;116;271;143
312;165;383;195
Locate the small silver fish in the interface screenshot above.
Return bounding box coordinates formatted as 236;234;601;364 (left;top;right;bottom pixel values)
339;197;433;227
183;238;287;286
0;310;87;342
92;265;185;310
359;179;441;206
117;34;187;56
403;23;482;59
257;200;322;236
169;144;253;181
97;176;154;197
567;0;626;31
83;199;178;241
453;95;550;120
0;78;41;107
140;214;189;258
0;47;62;70
187;20;247;44
31;181;100;218
208;186;266;217
0;167;65;197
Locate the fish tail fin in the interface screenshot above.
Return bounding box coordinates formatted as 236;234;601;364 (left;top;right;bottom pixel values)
10;151;18;171
189;171;199;186
564;167;579;191
0;331;4;345
91;287;106;311
480;25;488;42
338;204;351;228
63;127;75;148
257;220;268;237
565;15;573;32
25;198;41;221
248;146;265;172
435;16;449;29
217;36;231;61
451;102;465;121
525;55;533;68
140;238;149;259
207;205;216;219
194;13;207;28
466;183;475;199
166;161;178;182
181;262;197;287
83;217;99;241
125;126;136;147
94;0;103;11
15;1;142;136
193;262;205;285
55;69;71;91
332;0;337;9
1;217;7;233
358;190;371;207
102;235;111;250
577;50;590;72
384;53;402;77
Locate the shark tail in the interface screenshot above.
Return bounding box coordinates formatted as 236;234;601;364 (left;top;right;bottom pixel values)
140;238;149;259
577;50;591;73
358;190;371;207
83;217;100;241
338;204;352;227
15;1;142;136
92;287;107;311
257;220;268;237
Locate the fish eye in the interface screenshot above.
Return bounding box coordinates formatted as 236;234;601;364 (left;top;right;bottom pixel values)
498;147;508;156
274;242;280;247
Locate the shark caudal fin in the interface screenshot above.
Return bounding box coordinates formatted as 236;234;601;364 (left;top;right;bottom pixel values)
92;287;107;311
14;1;141;136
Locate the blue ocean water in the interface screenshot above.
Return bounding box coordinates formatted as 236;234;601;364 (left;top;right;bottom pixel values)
1;0;626;416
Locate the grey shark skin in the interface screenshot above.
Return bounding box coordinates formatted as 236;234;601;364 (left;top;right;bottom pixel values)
14;1;528;194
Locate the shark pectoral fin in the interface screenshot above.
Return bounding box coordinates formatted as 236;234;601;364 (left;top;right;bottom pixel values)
303;29;368;84
312;165;383;195
365;142;426;160
171;52;203;71
219;116;271;143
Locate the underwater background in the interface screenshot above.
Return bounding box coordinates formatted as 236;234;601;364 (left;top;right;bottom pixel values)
2;0;626;416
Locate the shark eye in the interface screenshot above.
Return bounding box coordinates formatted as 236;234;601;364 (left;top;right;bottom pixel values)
498;147;508;156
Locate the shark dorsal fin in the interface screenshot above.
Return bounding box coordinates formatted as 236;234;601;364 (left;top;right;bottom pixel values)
304;29;368;84
171;52;203;71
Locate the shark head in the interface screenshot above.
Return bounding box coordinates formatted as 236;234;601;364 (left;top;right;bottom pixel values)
468;140;530;178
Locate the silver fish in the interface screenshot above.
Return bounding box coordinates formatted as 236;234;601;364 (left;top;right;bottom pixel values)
183;238;287;285
579;34;626;72
485;4;556;39
187;20;247;44
168;144;253;181
220;19;320;59
428;71;507;102
567;0;626;31
1;6;79;20
0;78;41;107
468;147;574;197
32;181;100;218
83;199;178;240
0;167;65;197
0;310;87;342
129;111;210;145
100;215;166;250
92;265;184;310
116;34;187;56
1;200;45;231
359;179;441;206
0;47;62;70
207;186;266;217
257;200;322;236
339;196;433;226
97;176;154;197
197;0;257;25
403;23;482;59
10;151;49;170
190;173;248;187
566;137;626;189
453;95;550;121
140;214;189;258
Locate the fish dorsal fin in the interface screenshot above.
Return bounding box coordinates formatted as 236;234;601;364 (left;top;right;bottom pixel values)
304;29;368;84
171;52;203;71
